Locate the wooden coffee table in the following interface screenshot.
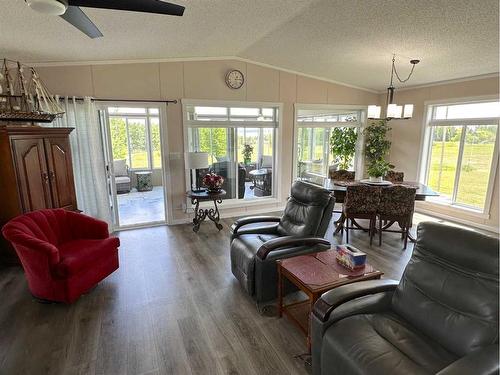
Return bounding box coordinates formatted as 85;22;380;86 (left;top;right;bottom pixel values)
277;250;383;351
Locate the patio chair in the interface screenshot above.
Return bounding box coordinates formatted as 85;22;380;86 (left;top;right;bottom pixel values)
113;159;131;194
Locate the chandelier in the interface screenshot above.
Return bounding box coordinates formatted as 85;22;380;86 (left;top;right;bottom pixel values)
368;55;420;120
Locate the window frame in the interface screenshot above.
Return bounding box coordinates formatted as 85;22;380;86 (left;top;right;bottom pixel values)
182;99;283;208
108;108;162;170
293;104;367;181
418;96;499;215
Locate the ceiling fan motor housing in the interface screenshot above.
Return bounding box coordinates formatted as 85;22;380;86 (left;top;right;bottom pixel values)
26;0;68;15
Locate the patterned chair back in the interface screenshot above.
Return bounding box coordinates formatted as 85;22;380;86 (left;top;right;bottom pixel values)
378;185;417;217
386;170;404;183
344;185;381;215
330;169;355;181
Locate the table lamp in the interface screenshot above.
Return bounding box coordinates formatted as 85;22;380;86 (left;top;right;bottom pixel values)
185;152;209;192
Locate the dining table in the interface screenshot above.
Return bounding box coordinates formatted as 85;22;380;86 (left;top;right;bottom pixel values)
302;177;439;242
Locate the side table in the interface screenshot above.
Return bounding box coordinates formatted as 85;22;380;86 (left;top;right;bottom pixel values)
186;189;226;232
135;171;153;192
277;250;383;351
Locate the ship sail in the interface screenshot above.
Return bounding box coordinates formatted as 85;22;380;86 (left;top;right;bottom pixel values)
0;59;65;123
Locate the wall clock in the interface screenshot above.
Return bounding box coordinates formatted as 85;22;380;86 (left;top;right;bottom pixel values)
225;69;244;89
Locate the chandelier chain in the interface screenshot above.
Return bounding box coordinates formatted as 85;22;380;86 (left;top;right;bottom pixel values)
392;55;417;84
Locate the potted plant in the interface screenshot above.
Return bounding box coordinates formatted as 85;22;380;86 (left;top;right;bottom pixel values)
364;120;393;181
330;127;357;170
242;144;254;166
366;159;394;182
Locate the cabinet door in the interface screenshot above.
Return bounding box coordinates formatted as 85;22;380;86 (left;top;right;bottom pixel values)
44;137;77;210
11;138;53;212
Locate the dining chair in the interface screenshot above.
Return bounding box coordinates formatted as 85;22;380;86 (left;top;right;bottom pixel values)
385;170;404;183
343;185;381;245
330;169;355;216
330;169;355;181
377;185;417;249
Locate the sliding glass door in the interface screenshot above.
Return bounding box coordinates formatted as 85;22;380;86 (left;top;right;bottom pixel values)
100;104;168;229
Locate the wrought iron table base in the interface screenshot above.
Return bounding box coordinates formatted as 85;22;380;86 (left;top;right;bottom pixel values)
191;197;223;232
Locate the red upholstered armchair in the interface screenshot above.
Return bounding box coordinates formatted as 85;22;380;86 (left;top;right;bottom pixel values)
2;209;119;303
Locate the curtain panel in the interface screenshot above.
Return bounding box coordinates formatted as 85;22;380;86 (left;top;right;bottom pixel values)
50;97;112;225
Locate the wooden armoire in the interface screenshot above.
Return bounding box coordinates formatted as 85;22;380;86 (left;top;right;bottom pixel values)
0;124;78;264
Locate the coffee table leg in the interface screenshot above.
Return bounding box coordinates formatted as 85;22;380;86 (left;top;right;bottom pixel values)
277;265;283;318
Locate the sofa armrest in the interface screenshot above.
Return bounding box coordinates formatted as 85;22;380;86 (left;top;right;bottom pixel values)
66;211;109;239
436;345;499;375
230;216;281;236
313;279;399;322
256;236;330;260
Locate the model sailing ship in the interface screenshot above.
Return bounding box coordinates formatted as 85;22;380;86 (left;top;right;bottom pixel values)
0;58;64;123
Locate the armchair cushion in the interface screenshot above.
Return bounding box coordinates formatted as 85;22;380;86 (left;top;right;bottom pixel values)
277;181;334;237
321;313;457;375
55;237;120;278
436;345;499;375
392;222;499;357
113;159;128;176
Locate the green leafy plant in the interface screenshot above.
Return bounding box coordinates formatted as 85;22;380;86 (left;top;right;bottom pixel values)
364;120;394;177
330;127;357;170
366;159;394;178
242;144;254;165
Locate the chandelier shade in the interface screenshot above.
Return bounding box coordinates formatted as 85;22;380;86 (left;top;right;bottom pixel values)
368;55;420;121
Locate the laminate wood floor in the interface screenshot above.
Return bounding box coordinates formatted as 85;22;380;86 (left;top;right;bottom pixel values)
0;212;490;375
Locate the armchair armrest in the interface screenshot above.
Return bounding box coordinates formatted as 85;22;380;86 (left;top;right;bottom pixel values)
66;211;110;239
313;279;399;322
5;234;60;264
436;345;499;375
230;216;281;236
256;236;330;260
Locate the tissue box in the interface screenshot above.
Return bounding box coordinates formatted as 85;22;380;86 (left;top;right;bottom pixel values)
335;244;367;270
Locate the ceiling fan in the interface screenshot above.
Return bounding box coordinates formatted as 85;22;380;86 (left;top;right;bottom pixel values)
25;0;185;39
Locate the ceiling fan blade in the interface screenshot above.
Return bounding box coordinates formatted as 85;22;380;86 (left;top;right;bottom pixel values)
67;0;185;16
60;6;103;38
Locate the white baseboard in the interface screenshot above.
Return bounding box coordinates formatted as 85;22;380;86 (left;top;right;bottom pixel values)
415;207;499;234
169;203;286;226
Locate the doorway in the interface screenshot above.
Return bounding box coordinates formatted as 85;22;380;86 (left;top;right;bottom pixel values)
99;103;169;229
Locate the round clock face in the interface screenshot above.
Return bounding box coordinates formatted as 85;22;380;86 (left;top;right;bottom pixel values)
225;70;244;89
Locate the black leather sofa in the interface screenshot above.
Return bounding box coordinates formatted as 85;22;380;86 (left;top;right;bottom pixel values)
311;221;499;375
230;180;335;303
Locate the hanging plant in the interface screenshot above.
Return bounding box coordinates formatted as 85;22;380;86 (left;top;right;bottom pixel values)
364;120;394;177
330;127;357;170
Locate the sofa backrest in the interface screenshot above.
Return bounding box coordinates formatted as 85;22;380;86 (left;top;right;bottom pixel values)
277;181;334;237
391;222;499;357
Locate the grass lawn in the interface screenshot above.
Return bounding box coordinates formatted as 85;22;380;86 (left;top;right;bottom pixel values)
428;142;494;208
130;151;162;169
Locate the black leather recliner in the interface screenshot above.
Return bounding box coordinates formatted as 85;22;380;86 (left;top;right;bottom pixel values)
311;221;499;375
230;181;335;303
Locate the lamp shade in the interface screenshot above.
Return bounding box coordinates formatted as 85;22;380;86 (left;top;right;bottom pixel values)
403;104;414;118
367;105;381;119
185;152;209;169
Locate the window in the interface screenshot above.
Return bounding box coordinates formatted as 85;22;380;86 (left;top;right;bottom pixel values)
184;103;279;201
108;107;162;169
294;107;364;183
422;100;499;212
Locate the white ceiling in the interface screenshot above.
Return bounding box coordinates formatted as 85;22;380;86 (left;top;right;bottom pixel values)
1;0;498;91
